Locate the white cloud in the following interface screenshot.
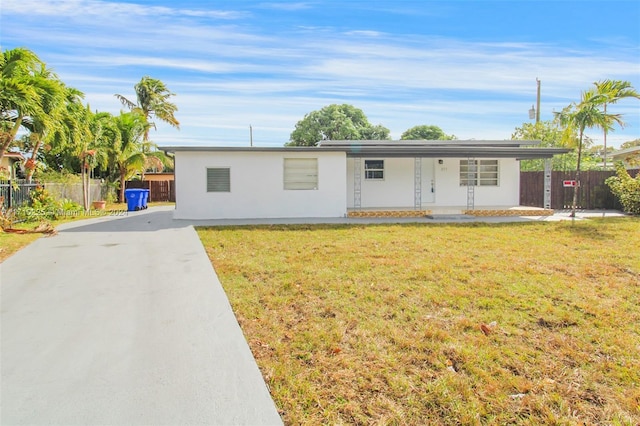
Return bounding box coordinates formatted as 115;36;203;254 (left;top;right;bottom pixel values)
2;0;639;148
2;0;246;19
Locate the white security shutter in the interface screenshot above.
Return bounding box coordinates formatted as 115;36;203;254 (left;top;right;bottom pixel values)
284;158;318;190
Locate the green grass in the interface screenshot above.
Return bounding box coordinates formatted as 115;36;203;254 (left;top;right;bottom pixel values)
197;219;640;425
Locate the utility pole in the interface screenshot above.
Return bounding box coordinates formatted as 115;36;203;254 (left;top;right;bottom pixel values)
535;78;541;123
250;125;253;147
529;78;541;123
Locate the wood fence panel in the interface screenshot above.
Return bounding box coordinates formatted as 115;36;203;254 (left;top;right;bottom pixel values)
519;170;635;210
125;180;175;202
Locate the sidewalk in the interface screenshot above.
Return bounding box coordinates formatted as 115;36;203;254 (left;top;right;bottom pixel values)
1;206;283;425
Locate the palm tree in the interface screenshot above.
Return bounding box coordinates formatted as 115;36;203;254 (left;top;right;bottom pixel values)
110;111;149;203
76;109;115;210
114;76;179;142
555;89;624;217
592;80;640;169
0;48;48;161
22;82;81;182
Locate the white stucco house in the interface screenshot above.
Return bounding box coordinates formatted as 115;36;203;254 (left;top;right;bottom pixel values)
160;140;570;220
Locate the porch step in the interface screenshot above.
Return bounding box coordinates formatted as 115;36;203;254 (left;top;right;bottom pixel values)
348;210;431;218
464;209;554;217
426;214;475;220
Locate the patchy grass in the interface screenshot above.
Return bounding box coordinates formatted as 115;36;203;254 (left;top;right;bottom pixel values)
197;218;640;425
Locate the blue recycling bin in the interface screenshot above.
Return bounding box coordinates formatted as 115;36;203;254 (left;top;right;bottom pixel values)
125;188;144;211
142;189;150;209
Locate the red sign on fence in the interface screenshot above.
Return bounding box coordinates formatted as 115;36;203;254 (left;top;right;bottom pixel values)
563;180;578;187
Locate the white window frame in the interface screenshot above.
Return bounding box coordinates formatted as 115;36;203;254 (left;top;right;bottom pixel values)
364;159;384;180
284;158;318;190
460;160;499;186
206;167;231;192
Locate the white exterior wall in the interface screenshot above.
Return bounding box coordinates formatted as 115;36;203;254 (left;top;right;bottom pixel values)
174;150;347;219
346;158;415;208
433;158;520;207
347;157;520;208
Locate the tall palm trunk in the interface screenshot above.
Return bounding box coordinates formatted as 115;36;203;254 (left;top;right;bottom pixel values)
119;169;127;203
570;128;584;218
25;138;42;183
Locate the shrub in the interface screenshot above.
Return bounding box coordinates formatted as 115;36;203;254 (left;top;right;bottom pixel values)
606;163;640;214
29;186;57;210
15;188;84;222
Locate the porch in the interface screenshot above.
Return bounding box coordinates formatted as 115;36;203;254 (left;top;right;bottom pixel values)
347;206;554;218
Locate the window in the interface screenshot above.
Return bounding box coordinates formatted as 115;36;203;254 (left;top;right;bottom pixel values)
460;160;498;186
284;158;318;190
206;167;230;192
365;160;384;180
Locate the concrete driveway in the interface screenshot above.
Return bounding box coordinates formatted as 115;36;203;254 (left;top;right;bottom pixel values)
1;206;283;425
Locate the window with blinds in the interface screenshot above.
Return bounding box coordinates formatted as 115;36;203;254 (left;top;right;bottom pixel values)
284;158;318;190
206;167;230;192
460;160;499;186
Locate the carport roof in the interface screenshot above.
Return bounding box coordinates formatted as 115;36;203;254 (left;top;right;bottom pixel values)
161;140;571;159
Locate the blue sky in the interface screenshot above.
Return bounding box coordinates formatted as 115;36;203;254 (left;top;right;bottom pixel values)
2;0;639;148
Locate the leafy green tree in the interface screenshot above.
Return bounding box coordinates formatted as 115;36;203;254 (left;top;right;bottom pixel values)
400;125;455;140
619;139;640;150
555;89;624;217
288;104;390;146
511;120;581;171
115;76;179;142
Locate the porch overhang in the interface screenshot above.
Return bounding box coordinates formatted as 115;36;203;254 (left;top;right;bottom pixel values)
319;140;571;159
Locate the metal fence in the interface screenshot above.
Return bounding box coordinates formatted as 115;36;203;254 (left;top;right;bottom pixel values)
46;181;104;206
1;180;105;209
0;180;38;209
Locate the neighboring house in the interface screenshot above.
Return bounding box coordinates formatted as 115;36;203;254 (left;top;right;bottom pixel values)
143;172;175;182
161;140;570;220
0;152;25;179
611;146;640;169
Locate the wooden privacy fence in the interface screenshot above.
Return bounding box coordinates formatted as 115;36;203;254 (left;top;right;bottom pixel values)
125;180;175;202
519;170;638;210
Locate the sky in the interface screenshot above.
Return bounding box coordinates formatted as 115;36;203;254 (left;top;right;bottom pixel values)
1;0;639;148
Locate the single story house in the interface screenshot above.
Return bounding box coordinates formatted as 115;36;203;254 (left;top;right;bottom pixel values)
143;172;175;182
0;152;25;179
160;140;570;220
611;145;640;170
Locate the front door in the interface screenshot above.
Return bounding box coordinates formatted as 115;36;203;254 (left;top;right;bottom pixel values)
421;159;435;204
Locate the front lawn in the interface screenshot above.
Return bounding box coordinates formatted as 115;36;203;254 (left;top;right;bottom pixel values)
197;219;640;425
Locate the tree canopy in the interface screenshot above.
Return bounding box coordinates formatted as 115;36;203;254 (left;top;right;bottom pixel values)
1;47;178;204
400;125;455;140
288;104;390;146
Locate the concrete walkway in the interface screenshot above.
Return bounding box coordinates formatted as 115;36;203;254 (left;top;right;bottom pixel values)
1;206;283;425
